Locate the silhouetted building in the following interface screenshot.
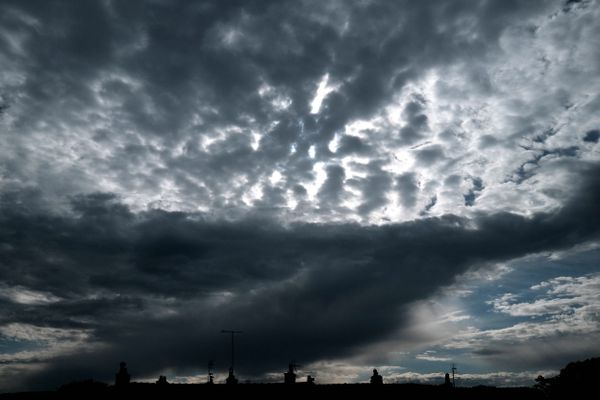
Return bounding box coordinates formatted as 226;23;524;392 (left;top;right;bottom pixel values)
226;367;238;385
306;375;315;385
156;375;168;385
284;363;297;384
115;362;130;386
444;373;452;388
370;369;383;384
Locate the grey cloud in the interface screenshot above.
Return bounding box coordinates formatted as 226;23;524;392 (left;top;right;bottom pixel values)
478;134;500;149
0;97;8;118
396;172;419;209
336;135;371;156
444;174;462;187
421;195;438;215
532;127;561;145
397;98;430;146
398;126;423;146
292;184;307;198
465;65;493;95
318;164;346;209
563;0;587;13
414;145;445;166
356;163;392;216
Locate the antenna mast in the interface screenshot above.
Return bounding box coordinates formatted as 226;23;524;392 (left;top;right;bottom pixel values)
207;359;214;384
221;330;243;372
451;363;457;387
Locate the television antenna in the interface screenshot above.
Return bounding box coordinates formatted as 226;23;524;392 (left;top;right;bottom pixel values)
221;330;243;372
451;363;457;387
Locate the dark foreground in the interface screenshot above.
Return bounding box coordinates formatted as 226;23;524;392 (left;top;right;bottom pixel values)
3;357;599;399
0;384;547;400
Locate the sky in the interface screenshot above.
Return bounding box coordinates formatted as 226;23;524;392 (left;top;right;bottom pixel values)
1;0;600;391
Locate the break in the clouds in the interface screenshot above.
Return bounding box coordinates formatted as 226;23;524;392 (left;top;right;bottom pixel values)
1;0;600;391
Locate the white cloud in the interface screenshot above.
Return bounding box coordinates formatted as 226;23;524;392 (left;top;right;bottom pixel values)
390;370;555;387
0;324;100;392
310;73;336;114
416;351;452;362
0;323;88;344
439;272;600;369
489;273;600;317
0;285;61;305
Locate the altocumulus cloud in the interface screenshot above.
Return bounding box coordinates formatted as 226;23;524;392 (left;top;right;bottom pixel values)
1;0;598;223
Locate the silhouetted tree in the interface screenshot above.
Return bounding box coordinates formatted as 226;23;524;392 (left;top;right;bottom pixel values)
534;357;600;399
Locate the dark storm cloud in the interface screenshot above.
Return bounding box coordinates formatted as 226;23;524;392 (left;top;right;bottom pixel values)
2;162;600;389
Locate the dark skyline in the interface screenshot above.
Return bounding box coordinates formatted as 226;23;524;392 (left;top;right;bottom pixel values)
1;0;599;391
